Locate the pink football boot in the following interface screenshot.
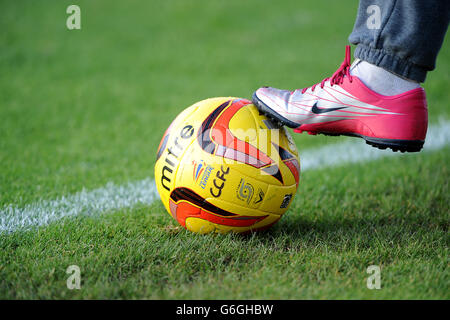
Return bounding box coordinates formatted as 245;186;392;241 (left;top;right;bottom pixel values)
252;46;428;152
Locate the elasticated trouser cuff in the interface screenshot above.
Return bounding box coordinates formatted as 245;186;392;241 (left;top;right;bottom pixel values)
354;44;427;83
348;1;449;83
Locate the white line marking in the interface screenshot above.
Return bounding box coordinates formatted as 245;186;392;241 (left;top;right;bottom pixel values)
301;118;450;171
0;179;158;233
1;119;449;234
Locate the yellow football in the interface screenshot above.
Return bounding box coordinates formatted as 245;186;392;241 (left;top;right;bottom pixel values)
154;97;300;234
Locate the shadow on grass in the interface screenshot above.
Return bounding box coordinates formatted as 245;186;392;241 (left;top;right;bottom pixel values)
229;212;448;250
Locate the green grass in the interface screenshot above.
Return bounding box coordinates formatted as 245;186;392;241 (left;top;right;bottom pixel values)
0;0;449;299
1;148;448;299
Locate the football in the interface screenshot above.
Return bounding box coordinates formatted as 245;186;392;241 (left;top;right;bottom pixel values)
154;97;300;234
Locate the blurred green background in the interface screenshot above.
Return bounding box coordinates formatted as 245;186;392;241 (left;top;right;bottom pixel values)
1;0;448;206
0;0;448;299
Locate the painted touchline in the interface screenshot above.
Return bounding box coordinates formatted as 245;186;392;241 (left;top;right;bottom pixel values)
1;119;449;234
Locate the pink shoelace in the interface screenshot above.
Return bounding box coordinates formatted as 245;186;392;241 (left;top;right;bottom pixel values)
300;45;353;94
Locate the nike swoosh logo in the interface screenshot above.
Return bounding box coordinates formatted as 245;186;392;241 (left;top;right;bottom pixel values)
311;102;346;114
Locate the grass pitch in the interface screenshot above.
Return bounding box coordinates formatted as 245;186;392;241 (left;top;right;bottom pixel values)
0;0;449;299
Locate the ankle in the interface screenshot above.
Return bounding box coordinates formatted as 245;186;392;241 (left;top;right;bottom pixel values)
350;60;421;96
